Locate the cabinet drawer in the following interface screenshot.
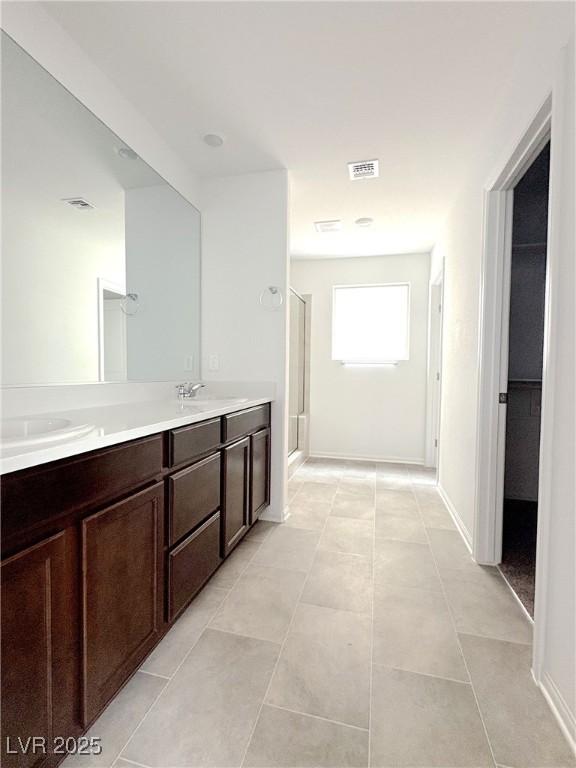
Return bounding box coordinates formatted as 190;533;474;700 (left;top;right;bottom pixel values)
223;404;270;444
169;418;221;467
169;452;221;545
168;512;222;621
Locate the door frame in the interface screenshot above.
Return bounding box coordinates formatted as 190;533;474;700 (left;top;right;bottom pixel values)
97;277;127;382
474;96;551;567
474;44;574;745
424;263;444;470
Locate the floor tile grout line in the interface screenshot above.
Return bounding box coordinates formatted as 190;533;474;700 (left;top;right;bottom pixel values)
202;623;290;647
202;536;270;637
238;473;332;768
265;702;371;734
107;673;171;768
371;660;473;687
137;669;170;681
211;534;265;591
139;591;235;682
114;555;251;763
414;482;500;768
114;757;150;768
127;463;431;768
368;470;376;768
456;629;533;647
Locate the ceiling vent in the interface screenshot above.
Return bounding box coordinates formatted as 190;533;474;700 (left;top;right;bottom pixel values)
314;219;341;233
348;159;379;180
62;197;95;210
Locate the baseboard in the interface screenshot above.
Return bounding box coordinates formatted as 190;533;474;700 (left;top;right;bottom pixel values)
259;503;286;524
310;452;425;466
437;483;473;554
433;486;575;756
537;672;576;756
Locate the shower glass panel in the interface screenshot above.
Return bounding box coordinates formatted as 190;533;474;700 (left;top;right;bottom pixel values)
288;289;306;456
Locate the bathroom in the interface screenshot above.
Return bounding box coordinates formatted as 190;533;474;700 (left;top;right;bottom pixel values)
1;3;575;768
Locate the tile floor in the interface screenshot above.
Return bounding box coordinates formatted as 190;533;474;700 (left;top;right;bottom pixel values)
64;459;575;768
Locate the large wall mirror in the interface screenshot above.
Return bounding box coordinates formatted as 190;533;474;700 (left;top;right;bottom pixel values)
1;32;201;385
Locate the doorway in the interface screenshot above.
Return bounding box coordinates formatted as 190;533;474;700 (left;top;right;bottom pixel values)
97;278;127;382
425;269;444;473
500;142;550;616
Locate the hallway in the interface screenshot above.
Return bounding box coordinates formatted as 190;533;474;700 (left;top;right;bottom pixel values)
67;460;573;768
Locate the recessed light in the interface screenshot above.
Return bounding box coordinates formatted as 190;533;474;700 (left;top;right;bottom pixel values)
203;133;224;148
314;220;341;233
355;217;373;227
117;146;139;161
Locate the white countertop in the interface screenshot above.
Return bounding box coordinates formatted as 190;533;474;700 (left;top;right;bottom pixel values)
0;396;272;475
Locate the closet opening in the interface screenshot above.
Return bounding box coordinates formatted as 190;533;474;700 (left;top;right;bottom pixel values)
500;141;550;617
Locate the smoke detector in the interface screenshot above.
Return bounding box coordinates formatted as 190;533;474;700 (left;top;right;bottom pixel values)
314;219;341;233
203;133;224;148
348;159;379;180
62;197;95;210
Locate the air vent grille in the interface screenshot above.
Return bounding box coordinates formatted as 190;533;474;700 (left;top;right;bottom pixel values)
348;159;379;180
62;197;95;210
314;219;342;233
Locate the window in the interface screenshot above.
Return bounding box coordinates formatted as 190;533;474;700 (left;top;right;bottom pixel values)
332;283;410;364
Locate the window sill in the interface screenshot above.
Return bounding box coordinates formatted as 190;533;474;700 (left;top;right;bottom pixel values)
338;361;401;367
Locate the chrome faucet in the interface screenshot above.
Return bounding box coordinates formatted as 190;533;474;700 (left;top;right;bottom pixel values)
176;382;206;400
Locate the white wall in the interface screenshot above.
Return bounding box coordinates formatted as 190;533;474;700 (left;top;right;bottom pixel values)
434;25;575;741
536;39;575;746
1;4;203;388
126;185;201;381
1;33;125;384
291;253;430;463
0;2;200;209
200;170;290;522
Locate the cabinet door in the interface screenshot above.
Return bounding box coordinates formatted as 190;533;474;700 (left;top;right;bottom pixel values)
81;483;163;725
1;530;80;768
222;437;250;556
250;428;270;524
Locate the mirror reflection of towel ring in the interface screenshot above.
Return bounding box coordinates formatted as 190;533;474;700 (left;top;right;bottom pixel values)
259;286;284;311
120;292;140;316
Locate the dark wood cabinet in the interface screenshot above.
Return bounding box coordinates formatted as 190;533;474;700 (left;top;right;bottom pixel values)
1;530;80;768
1;435;163;556
81;483;164;725
168;419;221;468
222;436;251;556
250;428;271;524
1;403;271;765
222;404;270;443
168;512;222;621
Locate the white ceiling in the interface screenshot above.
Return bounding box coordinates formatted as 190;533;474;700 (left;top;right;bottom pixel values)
42;1;569;257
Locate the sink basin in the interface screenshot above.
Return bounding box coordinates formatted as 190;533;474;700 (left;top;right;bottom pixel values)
0;417;95;449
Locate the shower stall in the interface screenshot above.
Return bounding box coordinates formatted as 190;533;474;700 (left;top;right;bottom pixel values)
288;288;308;460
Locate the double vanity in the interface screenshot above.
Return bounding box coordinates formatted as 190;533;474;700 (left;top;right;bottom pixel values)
2;31;277;768
1;397;272;768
